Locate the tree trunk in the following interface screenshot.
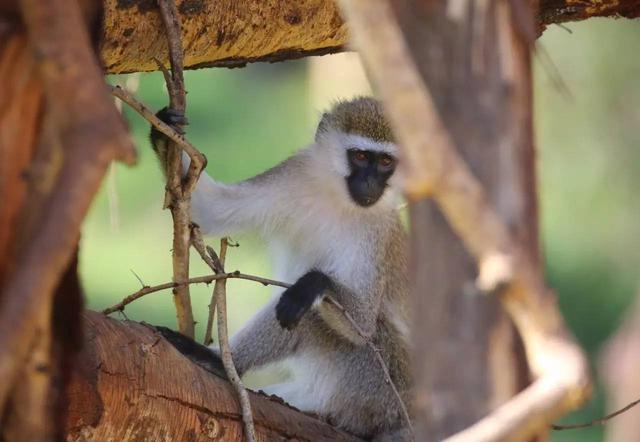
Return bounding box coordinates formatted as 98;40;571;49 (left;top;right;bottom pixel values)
64;311;361;442
389;0;539;439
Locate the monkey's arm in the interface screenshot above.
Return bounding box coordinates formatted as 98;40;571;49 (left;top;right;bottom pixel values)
229;297;302;374
156;298;302;377
150;108;298;236
276;271;382;346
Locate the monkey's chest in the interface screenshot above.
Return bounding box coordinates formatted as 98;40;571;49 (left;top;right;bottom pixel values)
267;222;370;285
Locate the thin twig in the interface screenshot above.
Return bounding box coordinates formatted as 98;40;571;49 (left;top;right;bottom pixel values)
109;85;205;165
130;269;146;288
191;226;223;274
202;239;226;346
551;397;640;430
191;233;256;442
190;225;223;346
156;0;198;338
101;271;287;315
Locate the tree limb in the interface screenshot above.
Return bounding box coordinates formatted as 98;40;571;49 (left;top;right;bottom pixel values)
0;0;134;416
64;311;362;441
1;1;638;74
156;0;202;338
191;230;257;442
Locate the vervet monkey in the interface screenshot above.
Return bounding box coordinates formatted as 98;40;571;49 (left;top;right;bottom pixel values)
151;97;411;441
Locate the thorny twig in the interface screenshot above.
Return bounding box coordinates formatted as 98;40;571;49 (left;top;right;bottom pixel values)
194;232;225;346
103;263;412;434
101;271;288;316
551;397;640;430
191;230;257;442
156;0;197;338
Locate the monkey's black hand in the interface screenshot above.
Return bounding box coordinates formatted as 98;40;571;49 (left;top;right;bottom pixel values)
149;107;189;172
155;326;228;379
276;270;333;330
156;106;188;134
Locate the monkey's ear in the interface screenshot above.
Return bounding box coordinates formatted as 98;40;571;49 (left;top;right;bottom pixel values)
315;112;331;142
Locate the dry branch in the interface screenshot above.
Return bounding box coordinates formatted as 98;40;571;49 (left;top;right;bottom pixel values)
0;0;134;417
109;85;203;161
337;0;590;440
92;0;640;74
64;311;362;441
156;0;201;338
101;271;288;315
0;1;637;73
538;0;640;30
191;230;257;442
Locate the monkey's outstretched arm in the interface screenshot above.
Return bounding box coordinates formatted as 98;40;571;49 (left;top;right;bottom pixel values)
276;271;383;346
150;108;298;237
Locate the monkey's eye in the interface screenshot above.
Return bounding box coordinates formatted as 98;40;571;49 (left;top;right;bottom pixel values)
378;155;395;170
350;150;370;166
354;151;368;161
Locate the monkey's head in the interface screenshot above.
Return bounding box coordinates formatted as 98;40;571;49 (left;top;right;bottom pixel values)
314;97;399;208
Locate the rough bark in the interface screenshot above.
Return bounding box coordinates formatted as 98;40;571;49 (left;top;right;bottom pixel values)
4;0;639;74
0;1;133;438
64;311;361;442
538;0;640;30
100;0;347;73
99;0;640;73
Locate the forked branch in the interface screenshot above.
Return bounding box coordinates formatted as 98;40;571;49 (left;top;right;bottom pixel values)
154;0;204;338
190;228;257;442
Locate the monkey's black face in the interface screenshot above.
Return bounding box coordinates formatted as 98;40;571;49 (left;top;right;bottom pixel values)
346;149;397;207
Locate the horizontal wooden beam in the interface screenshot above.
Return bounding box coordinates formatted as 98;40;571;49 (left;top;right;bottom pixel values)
100;0;347;73
2;1;639;74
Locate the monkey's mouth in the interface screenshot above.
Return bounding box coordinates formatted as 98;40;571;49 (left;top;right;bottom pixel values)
347;174;387;208
349;191;382;207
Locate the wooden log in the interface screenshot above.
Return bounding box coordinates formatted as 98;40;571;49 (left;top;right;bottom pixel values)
1;0;636;74
64;311;362;442
100;0;347;73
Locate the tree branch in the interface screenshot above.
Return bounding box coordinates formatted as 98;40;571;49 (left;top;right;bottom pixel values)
64;311;362;441
94;0;640;74
101;271;287;315
156;0;202;338
0;0;134;417
109;85;204;163
190;229;257;442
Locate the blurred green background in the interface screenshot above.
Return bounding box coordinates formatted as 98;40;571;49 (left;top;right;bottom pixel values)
83;19;640;441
